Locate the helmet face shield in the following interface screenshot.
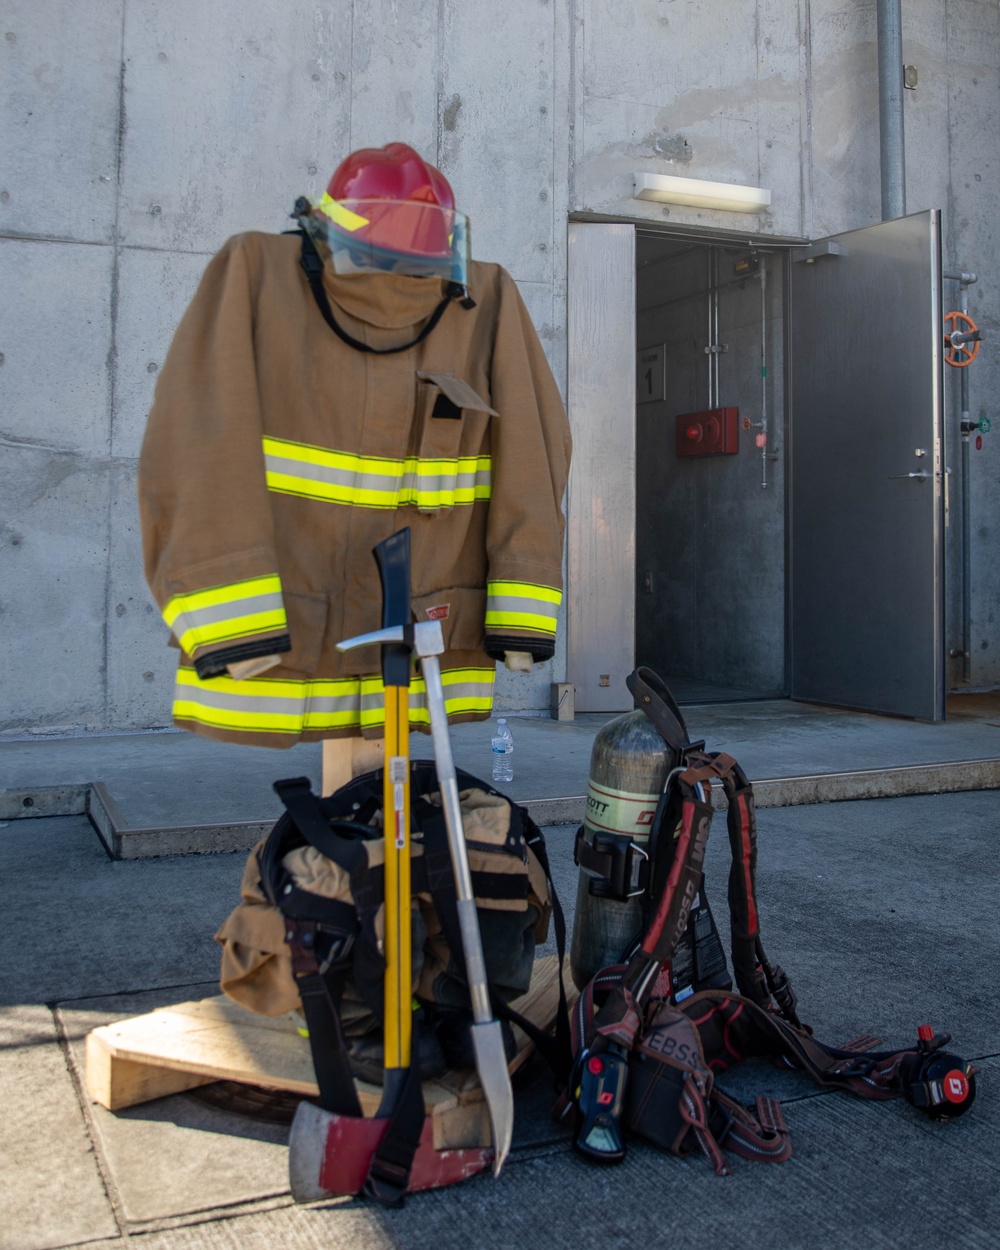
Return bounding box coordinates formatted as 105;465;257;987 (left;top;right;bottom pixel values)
307;194;470;284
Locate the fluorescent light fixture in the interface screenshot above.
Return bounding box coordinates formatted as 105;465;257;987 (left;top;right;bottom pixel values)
633;171;771;213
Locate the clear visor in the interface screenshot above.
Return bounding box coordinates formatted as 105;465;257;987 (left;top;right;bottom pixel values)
306;194;470;284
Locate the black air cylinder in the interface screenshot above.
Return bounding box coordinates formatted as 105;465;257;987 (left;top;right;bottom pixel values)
569;709;671;990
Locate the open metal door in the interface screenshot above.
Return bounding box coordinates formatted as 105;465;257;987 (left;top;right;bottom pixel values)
789;210;945;720
566;222;636;711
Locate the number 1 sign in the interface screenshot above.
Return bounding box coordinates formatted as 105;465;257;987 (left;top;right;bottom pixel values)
636;344;665;404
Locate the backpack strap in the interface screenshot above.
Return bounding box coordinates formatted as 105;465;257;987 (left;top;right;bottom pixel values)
263;779;369;1118
676;753;803;1026
417;802;574;1083
623;766;714;1002
267;775;431;1202
283;915;362;1118
681;989;976;1117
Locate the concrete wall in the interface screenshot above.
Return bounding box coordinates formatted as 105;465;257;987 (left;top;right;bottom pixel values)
2;0;997;736
572;0;1000;694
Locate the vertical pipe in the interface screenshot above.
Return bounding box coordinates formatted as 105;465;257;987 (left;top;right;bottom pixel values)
706;249;714;407
877;0;906;220
711;248;720;405
951;276;976;684
958;283;972;684
945;273;977;684
961;380;971;684
760;256;768;489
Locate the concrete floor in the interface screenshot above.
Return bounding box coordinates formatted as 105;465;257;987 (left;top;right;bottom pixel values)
1;697;998;1249
1;784;998;1249
1;692;999;852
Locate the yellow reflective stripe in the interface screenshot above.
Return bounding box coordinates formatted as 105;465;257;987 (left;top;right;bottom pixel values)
265;471;398;509
173;665;495;736
163;576;286;655
316;193;369;232
162;575;282;623
177;612;287;654
487;581;562;604
263;438;390;472
263;436;492;510
486;580;561;636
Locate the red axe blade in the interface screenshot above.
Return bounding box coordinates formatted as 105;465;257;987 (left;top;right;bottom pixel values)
289;1101;494;1202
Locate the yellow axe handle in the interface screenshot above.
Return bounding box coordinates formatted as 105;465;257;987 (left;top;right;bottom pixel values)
381;684;411;1072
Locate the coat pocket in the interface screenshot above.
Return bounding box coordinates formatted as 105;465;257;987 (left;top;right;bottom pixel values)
413;372;497;513
281;590;329;675
411;585;487;652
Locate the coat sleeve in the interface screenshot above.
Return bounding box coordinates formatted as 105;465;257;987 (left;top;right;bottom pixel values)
483;270;572;663
138;235;292;679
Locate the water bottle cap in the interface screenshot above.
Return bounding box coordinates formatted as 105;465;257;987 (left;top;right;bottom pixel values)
498;718;506;724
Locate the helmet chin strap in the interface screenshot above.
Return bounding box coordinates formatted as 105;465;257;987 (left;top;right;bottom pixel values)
291;200;475;356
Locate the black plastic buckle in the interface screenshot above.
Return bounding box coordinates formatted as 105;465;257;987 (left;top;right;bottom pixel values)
316;925;355;974
284;917;320;976
707;1098;735;1148
832;1056;879;1079
588;835;650;901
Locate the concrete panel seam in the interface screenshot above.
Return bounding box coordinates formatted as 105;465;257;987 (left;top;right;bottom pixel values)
50;1002;128;1240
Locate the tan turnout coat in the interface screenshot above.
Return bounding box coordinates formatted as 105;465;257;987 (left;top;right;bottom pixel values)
138;231;571;747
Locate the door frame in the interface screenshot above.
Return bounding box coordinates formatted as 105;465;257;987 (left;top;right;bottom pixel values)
566;219;800;712
566;222;637;712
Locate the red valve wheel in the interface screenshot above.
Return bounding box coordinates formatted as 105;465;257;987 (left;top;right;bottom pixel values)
943;311;981;368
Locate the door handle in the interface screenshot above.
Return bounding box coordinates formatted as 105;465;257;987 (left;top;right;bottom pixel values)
889;471;932;481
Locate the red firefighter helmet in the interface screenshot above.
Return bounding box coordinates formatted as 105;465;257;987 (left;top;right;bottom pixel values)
308;143;469;282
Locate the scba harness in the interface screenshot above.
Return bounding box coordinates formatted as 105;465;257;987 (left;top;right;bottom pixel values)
567;668;977;1170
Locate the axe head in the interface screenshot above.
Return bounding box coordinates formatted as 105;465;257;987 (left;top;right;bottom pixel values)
288;1100;494;1203
471;1020;515;1175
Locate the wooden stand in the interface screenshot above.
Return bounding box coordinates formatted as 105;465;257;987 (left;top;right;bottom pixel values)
85;955;573;1152
322;736;385;795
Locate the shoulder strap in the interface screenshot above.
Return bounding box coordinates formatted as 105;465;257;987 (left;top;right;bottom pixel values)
626;669;802;1025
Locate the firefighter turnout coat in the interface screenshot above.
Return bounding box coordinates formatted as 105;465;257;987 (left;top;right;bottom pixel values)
138;231;571;747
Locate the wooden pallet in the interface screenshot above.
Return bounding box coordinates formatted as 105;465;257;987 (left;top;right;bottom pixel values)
86;955;574;1152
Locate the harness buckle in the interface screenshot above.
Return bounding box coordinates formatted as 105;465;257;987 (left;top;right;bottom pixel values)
707;1098;735;1148
588;835;650;901
316;926;356;974
284;917;321;976
832;1056;879;1079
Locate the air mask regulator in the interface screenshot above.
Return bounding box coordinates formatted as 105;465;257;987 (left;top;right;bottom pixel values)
900;1025;977;1120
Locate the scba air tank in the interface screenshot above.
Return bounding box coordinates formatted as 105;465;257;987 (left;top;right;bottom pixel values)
569;709;672;990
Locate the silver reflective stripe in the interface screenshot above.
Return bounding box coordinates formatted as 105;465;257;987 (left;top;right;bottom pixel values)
486;592;553;617
265;450;399;495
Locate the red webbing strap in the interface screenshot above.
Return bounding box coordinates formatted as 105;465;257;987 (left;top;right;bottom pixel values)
688;990;909;1101
679;1073;730;1176
639;780;712;968
719;760;772;1008
713;1090;792;1164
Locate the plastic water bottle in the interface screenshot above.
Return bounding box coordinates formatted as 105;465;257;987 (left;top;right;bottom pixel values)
491;718;514;783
